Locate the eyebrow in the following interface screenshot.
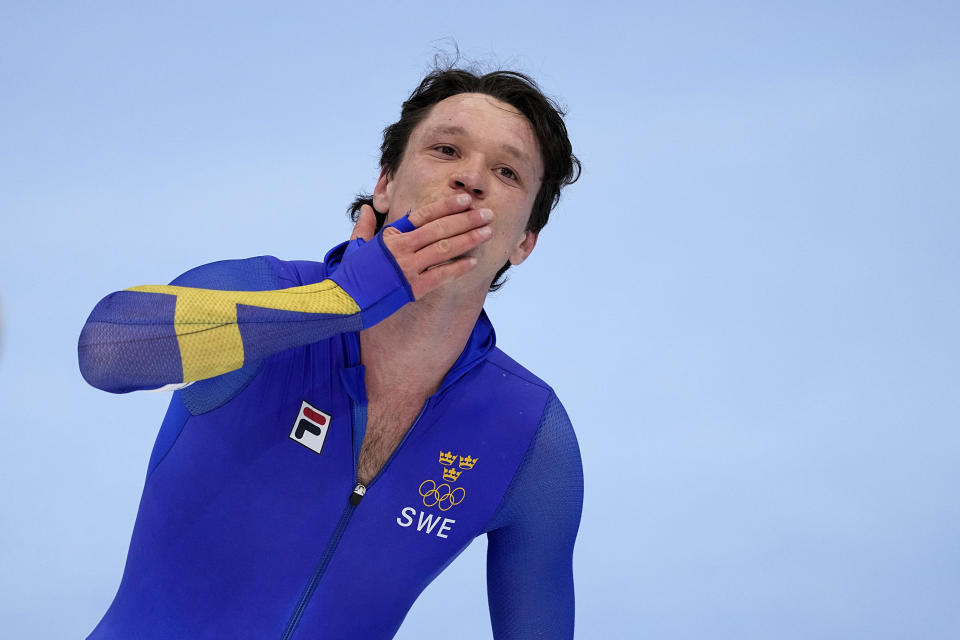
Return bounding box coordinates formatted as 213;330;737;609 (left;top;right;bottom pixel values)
426;125;535;168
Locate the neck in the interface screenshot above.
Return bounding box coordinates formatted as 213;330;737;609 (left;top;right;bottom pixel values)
359;283;487;399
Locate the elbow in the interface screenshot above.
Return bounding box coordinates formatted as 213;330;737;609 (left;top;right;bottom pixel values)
77;290;179;393
78;320;132;393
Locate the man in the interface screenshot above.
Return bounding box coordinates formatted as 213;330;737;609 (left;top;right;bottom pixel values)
79;66;583;639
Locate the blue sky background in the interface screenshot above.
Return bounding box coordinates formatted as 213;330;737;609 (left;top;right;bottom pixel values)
2;2;959;638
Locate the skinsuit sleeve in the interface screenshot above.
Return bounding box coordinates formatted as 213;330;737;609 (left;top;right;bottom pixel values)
484;393;585;639
78;230;412;397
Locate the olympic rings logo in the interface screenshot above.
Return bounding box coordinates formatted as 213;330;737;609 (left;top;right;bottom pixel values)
419;479;466;511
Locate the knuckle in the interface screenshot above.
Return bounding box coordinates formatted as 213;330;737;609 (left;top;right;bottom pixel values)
436;239;450;254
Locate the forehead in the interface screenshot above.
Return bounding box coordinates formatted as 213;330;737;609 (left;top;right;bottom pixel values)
413;93;542;171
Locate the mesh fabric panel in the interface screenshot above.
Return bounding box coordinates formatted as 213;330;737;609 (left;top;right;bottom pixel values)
78;256;363;400
125;280;359;382
485;393;584;639
78;291;183;393
172;257;284;414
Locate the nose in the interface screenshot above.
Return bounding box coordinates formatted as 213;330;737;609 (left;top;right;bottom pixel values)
449;163;486;199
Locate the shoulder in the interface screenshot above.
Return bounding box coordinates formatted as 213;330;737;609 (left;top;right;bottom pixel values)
484;347;553;392
483;364;583;534
480;347;581;482
481;348;577;435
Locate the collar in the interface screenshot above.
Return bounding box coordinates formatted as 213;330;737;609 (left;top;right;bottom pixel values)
325;239;497;399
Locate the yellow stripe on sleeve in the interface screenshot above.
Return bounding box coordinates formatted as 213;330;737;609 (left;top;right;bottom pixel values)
127;280;360;382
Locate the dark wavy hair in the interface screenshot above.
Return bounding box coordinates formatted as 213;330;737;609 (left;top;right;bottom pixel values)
348;65;580;291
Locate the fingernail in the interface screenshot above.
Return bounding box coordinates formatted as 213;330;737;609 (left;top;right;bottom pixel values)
480;208;493;221
479;226;493;237
456;194;470;205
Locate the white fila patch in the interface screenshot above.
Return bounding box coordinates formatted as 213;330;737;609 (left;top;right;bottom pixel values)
289;400;331;456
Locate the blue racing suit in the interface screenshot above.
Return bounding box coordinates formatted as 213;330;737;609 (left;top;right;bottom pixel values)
79;227;584;639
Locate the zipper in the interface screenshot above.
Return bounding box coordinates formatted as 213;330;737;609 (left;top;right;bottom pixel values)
348;482;366;505
279;489;359;640
279;398;431;638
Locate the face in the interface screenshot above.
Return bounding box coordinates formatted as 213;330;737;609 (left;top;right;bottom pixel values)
373;93;543;292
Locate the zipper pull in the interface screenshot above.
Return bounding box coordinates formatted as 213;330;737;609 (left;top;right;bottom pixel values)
349;483;366;506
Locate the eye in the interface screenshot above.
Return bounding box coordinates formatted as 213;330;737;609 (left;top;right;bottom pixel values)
433;144;457;156
498;166;519;181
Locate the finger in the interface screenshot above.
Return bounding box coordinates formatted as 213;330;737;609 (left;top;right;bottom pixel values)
410;257;478;299
406;193;473;228
404;207;493;252
350;204;378;242
413;225;492;272
381;225;403;244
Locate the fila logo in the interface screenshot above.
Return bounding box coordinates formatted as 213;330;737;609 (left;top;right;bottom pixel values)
289;401;331;456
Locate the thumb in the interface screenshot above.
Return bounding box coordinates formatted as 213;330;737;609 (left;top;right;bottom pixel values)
350;204;378;242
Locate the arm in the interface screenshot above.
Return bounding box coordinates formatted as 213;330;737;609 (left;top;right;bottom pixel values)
485;394;585;639
77;196;492;395
77;234;405;394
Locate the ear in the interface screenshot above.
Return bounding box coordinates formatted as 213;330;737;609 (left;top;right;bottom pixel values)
509;230;538;266
372;169;393;214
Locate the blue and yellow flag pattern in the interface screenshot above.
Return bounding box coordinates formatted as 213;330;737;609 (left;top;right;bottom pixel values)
128;281;359;382
79;280;364;393
79;235;413;393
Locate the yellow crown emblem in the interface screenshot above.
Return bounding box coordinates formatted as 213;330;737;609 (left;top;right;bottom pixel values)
439;451;457;466
442;467;462;481
458;455;478;470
